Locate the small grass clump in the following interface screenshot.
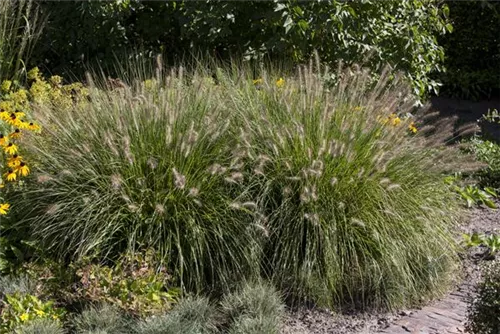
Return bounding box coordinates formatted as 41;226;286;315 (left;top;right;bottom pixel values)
13;59;464;310
71;304;132;334
15;318;64;334
135;297;218;334
220;281;284;334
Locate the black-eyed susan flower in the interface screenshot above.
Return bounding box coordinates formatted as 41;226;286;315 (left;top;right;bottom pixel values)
4;143;18;155
7;154;22;168
276;77;285;88
28;122;40;131
0;134;6;146
391;116;401;126
16;162;30;177
408;122;418;134
4;169;16;181
0;110;9;121
9;129;21;139
14;110;25;119
0;203;10;215
18;120;30;130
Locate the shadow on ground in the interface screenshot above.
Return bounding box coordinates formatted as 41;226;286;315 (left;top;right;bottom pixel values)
429;97;500;143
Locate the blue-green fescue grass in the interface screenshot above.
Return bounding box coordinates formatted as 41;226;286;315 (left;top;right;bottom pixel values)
71;304;132;334
220;280;284;334
14;58;466;310
0;0;43;80
15;318;65;334
134;297;218;334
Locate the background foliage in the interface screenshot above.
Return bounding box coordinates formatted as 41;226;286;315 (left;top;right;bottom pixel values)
31;0;450;100
437;0;500;99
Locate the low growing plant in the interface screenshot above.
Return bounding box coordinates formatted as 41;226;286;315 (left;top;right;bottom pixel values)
0;292;65;333
454;185;497;208
73;251;179;317
135;297;218;334
463;232;500;258
71;303;132;334
466;260;500;333
220;281;284;334
14;318;64;334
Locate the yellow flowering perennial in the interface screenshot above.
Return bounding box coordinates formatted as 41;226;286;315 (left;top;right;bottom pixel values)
0;68;87;214
276;77;285;88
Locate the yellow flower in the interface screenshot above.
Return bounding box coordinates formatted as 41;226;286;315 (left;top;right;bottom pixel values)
0;203;10;215
50;75;63;85
0;134;7;146
19;313;29;322
0;110;9;121
1;80;12;92
4;143;18;155
408;122;418;134
28;122;41;131
4;169;17;181
27;67;40;81
17;162;30;177
9;129;21;139
18;120;30;130
276;78;285;88
391;116;401;126
15;110;25;119
35;309;46;316
8;154;23;168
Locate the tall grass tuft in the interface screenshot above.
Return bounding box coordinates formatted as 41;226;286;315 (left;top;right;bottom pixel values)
15;58;465;309
16;65;259;292
0;0;43;80
215;60;464;309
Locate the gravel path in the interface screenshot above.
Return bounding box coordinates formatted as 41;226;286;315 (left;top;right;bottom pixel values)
281;204;500;334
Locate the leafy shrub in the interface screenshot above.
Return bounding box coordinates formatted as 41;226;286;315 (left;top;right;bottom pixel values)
33;0;450;99
14;60;464;309
437;1;500;99
72;251;179;316
71;303;131;334
468;137;500;189
220;281;284;334
466;260;500;333
0;0;43;81
14;318;64;334
135;297;218;334
0;292;65;333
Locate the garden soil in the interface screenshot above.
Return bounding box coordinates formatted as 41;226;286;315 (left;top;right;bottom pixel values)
282;202;500;334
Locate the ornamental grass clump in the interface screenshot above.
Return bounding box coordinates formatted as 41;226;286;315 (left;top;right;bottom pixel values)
216;61;463;309
15;67;259;293
15;59;465;310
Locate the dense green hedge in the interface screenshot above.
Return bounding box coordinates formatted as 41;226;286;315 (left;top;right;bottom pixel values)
438;0;500;99
31;0;450;99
